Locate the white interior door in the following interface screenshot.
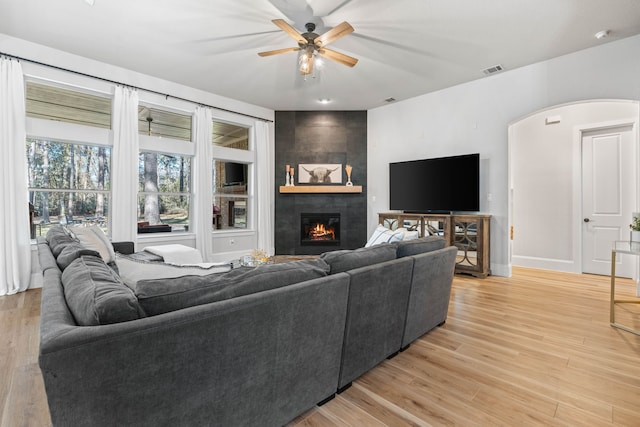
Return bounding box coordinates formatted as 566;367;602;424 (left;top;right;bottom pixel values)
582;125;635;277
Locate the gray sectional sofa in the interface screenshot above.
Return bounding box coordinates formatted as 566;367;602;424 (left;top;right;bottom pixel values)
37;226;457;427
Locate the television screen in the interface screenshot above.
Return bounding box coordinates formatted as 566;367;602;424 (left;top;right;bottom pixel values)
389;153;480;212
224;162;247;186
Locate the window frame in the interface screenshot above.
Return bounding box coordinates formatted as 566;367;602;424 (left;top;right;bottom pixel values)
25;80;114;237
137;100;196;234
211;115;255;233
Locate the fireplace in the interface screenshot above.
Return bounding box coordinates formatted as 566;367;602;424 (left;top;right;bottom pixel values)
300;213;340;246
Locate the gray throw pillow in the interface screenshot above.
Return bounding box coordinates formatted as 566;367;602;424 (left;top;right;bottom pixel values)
46;226;78;258
61;255;145;326
394;236;446;258
135;258;330;316
56;241;101;271
320;244;397;274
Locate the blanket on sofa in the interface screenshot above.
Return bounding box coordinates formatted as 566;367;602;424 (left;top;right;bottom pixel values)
144;244;204;265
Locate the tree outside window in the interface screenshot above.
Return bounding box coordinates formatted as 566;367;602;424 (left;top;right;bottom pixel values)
138;152;191;232
26;138;111;237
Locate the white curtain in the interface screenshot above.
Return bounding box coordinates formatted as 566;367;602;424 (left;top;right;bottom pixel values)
111;86;139;243
255;121;274;255
0;58;31;295
193;107;214;261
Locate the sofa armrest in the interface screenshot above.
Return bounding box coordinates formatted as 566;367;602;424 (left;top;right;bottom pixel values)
112;241;134;255
401;245;457;347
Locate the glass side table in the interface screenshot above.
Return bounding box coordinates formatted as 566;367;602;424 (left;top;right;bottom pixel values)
610;241;640;335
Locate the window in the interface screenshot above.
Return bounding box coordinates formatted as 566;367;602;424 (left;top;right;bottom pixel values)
138;153;192;232
212;121;251;230
26;82;111;128
213;121;249;150
138;106;192;141
213;160;248;229
25;82;113;238
137;104;194;233
27;138;111;237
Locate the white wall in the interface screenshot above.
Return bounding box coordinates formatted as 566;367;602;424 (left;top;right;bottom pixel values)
510;101;639;273
368;35;640;277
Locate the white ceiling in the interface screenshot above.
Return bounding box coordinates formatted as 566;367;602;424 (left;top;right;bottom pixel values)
2;0;640;111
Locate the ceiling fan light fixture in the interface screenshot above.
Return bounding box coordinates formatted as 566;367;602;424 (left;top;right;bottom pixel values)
298;52;312;75
298;46;317;75
259;19;357;78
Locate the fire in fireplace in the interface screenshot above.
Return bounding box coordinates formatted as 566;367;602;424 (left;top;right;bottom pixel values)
301;213;340;245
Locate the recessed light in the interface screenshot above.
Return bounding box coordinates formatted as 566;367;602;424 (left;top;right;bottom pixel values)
85;0;95;5
595;30;609;40
318;98;331;104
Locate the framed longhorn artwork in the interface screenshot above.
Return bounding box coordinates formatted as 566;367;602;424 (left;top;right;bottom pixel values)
298;164;343;184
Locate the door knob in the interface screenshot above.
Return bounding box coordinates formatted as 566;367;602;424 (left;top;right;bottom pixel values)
584;218;590;223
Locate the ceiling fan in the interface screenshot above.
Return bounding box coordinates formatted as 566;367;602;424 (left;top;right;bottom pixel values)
258;19;358;75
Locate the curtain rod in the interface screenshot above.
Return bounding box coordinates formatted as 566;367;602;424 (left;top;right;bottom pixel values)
0;51;273;123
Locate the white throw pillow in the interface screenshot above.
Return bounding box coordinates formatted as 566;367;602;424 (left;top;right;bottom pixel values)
365;225;406;247
70;225;116;263
403;230;420;241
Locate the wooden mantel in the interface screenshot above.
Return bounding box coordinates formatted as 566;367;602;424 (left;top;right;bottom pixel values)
279;185;362;194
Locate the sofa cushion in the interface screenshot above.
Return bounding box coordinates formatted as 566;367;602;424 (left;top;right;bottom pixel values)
45;226;77;258
61;255;145;325
394;236;447;258
56;241;101;271
365;225;406;247
320;244;397;274
134;258;331;316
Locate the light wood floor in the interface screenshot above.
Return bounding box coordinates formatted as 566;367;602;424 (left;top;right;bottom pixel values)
3;268;640;426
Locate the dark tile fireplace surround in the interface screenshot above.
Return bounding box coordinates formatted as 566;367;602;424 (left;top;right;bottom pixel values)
275;111;367;255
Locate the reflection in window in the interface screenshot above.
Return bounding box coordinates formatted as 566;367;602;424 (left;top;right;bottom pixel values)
138;105;192;141
213;197;248;230
212;160;248;230
212;121;249;150
26;82;112;128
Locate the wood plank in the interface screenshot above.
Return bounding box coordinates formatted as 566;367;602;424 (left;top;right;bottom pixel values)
279;185;362;193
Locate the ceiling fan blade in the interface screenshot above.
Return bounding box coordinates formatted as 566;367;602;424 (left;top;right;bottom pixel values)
272;19;306;44
258;47;301;57
314;21;354;47
318;48;358;67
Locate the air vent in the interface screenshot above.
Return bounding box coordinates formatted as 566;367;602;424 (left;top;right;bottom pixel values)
482;64;504;75
384;97;396;103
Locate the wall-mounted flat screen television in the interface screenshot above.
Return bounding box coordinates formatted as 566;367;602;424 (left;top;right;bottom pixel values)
389;153;480;213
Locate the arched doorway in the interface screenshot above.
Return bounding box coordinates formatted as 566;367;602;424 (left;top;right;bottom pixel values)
508;100;639;277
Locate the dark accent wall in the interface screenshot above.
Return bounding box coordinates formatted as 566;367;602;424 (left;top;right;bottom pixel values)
275;111;367;255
